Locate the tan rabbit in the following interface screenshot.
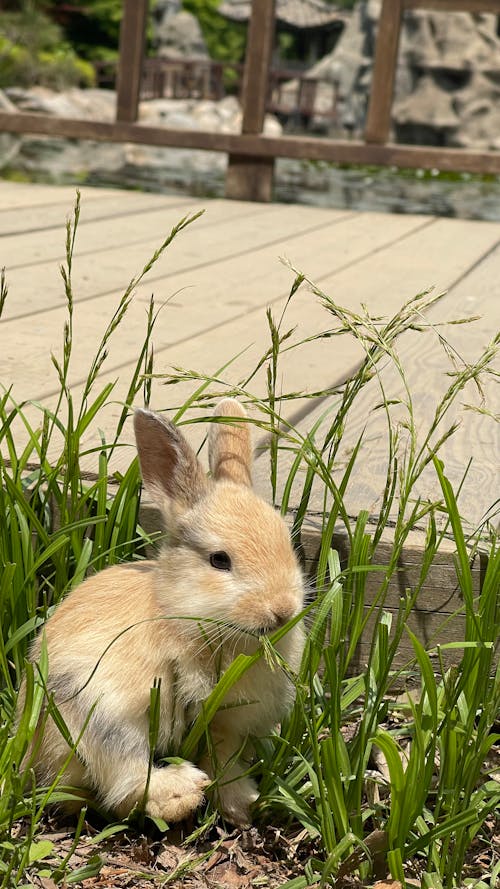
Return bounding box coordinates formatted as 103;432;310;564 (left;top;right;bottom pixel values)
26;399;305;827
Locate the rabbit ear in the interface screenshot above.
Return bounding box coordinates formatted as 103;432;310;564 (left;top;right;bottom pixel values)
134;410;208;510
208;399;252;488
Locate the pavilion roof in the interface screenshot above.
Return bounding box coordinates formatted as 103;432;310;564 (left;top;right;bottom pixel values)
219;0;345;31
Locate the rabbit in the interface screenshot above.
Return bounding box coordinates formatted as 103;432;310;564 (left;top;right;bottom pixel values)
25;398;305;828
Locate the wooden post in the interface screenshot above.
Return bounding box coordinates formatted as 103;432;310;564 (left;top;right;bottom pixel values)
226;0;276;201
364;0;404;144
116;0;149;123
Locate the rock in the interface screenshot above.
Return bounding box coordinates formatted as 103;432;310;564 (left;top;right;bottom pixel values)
304;2;500;148
263;114;282;138
305;2;379;133
0;88;17;113
152;3;208;59
393;9;500;147
217;96;240;122
137;93;282;138
393;75;460;145
192;100;222;130
400;11;500;72
5;86;116;120
0;89;21;167
451;72;500;150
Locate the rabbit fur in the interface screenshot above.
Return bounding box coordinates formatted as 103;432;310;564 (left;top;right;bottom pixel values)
26;399;305;827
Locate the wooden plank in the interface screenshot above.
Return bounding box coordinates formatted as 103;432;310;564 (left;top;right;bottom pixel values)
226;0;276;201
364;0;404;145
1;210;430;461
1;197;273;269
0;182;119;209
0;190;194;237
116;0;148;123
250;216;500;530
2;113;500;174
3;211;495;419
1;202;349;321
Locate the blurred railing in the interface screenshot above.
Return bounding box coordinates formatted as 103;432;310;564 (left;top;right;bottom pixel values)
93;57;338;127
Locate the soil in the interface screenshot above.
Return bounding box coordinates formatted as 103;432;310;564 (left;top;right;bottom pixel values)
26;809;499;889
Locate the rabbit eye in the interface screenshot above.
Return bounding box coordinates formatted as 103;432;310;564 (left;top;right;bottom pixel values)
209;551;232;571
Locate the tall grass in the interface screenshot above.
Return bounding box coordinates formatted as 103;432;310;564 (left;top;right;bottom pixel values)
0;195;498;888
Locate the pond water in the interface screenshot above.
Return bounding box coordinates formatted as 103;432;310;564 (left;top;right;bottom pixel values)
274;160;500;221
88;157;500;222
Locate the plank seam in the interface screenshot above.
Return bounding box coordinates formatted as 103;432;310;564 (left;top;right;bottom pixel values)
1;211;359;322
259;219;497;445
2;202;294;271
17;216;437;399
0;196;197;239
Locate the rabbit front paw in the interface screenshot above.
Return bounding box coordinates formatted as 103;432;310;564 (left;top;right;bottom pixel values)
218;776;259;828
145;762;210;823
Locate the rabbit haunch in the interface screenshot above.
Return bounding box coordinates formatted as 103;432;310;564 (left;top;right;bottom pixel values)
26;399;305;827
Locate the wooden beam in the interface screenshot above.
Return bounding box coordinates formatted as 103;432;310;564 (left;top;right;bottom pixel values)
116;0;149;123
364;0;404;145
3;111;500;174
226;0;276;202
240;0;276;135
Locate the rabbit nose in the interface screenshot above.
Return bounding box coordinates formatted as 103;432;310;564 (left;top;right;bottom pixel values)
270;606;294;628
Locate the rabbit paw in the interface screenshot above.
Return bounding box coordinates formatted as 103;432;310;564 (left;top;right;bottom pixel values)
218;776;259;828
146;762;210;823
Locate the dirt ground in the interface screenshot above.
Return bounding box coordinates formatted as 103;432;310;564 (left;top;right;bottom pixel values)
27;809;499;889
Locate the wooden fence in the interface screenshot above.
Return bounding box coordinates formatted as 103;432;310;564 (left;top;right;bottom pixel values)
1;0;500;201
95;57;337;127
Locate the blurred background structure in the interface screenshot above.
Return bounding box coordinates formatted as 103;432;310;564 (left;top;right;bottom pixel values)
1;1;500;211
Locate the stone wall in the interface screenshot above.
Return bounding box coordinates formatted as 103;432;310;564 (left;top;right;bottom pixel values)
308;1;500;149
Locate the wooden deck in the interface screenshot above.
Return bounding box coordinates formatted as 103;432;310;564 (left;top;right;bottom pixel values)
1;180;498;656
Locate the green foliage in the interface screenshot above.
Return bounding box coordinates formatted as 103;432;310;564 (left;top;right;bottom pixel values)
0;9;95;88
0;8;62;54
164;257;499;884
46;0;124;63
0;197;499;887
0;196;203;688
182;0;246;63
0;197;205;886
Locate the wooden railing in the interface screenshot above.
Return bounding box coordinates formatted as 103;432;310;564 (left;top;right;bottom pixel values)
94;56;338;126
0;0;499;201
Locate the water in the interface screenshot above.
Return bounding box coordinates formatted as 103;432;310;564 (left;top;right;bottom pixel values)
274;160;500;221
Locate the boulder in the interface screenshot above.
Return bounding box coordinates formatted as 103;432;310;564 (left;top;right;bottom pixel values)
0;89;21;167
304;1;500;148
153;3;208;59
393;75;460;145
400;11;500;73
394;10;500;147
4;86;116;120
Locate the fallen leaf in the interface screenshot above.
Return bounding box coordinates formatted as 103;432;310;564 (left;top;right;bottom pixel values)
35;879;59;889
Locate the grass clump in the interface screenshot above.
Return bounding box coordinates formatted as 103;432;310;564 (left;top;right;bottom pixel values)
0;195;499;888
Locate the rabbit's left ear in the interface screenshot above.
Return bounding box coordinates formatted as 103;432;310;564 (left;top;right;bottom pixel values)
134;409;208;510
208;399;252;488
